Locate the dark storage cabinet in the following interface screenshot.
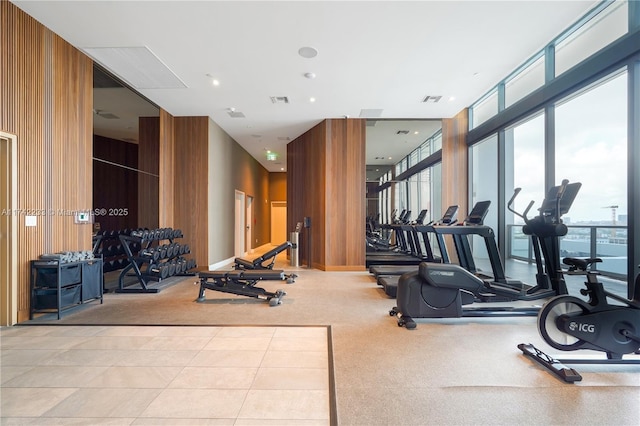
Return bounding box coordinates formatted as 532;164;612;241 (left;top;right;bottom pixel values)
30;258;103;319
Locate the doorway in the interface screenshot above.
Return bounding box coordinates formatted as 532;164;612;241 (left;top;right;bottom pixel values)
246;195;253;253
1;132;18;326
234;190;245;257
271;201;287;245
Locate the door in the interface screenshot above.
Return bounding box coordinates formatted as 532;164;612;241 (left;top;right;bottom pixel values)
1;133;17;326
246;195;253;253
271;201;287;245
234;190;245;257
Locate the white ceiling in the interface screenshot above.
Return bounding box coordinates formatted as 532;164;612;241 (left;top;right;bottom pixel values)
13;0;597;172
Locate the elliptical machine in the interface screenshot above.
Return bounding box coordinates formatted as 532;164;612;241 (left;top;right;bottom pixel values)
519;261;640;382
391;180;581;329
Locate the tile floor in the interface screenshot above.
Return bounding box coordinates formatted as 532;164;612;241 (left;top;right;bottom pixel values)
0;325;332;425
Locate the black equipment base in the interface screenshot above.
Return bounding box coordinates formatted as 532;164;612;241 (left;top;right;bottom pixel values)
196;270;296;306
518;343;640;383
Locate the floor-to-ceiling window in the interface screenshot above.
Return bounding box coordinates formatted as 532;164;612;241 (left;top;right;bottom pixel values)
469;134;498;264
504;112;546;265
554;70;628;277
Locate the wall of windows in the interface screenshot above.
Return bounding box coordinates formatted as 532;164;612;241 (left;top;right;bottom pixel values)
466;0;639;288
555;70;628;275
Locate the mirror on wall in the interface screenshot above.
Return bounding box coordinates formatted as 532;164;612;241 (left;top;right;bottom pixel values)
366;119;442;226
92;65;160;233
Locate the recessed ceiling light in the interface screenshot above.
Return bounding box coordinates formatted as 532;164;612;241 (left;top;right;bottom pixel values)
388;157;392;160
304;72;316;79
449;96;456;101
212;79;220;86
414;131;419;135
310;97;316;103
298;46;318;59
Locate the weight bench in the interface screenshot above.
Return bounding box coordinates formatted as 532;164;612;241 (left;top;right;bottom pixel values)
196;269;296;306
234;241;292;270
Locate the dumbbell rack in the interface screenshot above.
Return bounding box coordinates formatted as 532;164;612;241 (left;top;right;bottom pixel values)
116;228;197;293
92;229;141;275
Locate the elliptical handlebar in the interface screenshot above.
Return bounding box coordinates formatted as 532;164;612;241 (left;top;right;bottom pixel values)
507;187;534;223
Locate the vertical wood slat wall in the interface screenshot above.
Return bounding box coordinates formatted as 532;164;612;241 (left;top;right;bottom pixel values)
138;116;160;229
325;119;366;270
441;109;469;263
158;109;175;228
287;121;327;268
442;109;469;217
1;1;93;322
174;116;208;269
287;119;366;270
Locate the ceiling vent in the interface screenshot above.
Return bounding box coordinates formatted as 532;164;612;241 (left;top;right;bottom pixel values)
94;110;120;119
270;96;289;104
83;46;187;89
422;95;442;103
359;109;383;118
226;109;245;118
396;130;410;135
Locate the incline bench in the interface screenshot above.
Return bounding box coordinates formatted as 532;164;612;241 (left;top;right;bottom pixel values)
234;241;292;270
196;269;296;306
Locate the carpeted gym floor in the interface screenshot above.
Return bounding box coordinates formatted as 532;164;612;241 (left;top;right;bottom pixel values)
3;247;639;425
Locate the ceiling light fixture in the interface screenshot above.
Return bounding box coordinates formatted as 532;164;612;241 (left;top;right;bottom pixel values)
310;97;316;103
449;96;456;101
298;46;318;59
212;79;220;86
304;72;316;79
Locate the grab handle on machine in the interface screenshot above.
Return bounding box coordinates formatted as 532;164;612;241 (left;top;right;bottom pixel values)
507;188;521;210
523;200;535;220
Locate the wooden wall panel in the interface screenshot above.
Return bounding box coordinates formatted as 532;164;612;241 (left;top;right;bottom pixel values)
442;109;469;262
1;1;93;322
138;116;160;229
442;109;469;217
287;121;327;268
174;116;208;269
158;109;175;228
325;119;366;270
287;119;366;270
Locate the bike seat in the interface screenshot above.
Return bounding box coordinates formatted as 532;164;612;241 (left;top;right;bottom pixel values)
563;257;602;272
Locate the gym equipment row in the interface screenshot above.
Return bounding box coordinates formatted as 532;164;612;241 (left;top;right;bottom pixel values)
368;206;459;297
391;180;581;329
117;227;196;293
197;269;296;307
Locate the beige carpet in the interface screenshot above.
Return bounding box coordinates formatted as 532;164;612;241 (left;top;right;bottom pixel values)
16;250;640;425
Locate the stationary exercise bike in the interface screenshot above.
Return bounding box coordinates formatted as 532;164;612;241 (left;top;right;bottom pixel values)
519;260;640;382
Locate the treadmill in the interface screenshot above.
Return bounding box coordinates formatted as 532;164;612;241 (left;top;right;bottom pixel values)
371;206;459;296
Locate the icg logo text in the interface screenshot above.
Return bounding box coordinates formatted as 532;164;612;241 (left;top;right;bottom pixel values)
569;321;595;333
